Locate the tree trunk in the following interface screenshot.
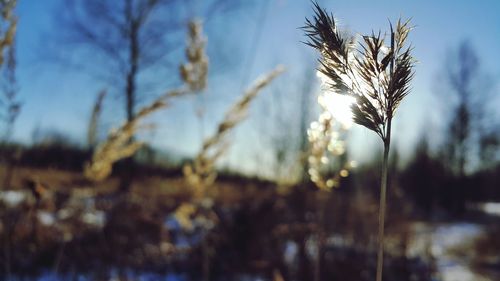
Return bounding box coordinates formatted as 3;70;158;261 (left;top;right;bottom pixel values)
119;2;140;193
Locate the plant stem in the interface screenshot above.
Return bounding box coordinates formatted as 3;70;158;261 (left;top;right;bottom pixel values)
203;236;210;281
314;193;327;281
376;118;391;281
376;28;396;281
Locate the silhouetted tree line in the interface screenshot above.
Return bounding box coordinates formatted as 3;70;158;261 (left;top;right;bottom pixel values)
400;41;499;216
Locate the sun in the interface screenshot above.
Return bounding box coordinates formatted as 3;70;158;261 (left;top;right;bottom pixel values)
319;93;355;128
316;71;356;128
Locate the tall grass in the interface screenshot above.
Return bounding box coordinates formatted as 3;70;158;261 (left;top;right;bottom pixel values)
176;18;284;281
84;88;187;182
307;91;354;191
304;3;415;281
83;19;209;182
180;20;209;93
183;66;285;198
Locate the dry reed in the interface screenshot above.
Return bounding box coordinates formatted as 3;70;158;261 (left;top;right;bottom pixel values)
180;20;209;93
83;88;186;182
83;19;209;182
183;65;285;199
307;94;355;191
304;3;415;281
178;65;284;281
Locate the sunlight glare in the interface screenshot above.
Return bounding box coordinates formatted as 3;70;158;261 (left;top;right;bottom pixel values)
318;93;355;128
317;71;356;128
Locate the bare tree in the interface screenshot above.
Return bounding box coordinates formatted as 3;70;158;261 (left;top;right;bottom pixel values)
443;40;498;175
56;0;247;122
59;0;175;123
52;0;246;190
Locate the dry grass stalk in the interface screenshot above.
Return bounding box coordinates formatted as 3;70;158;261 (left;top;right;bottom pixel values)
84;88;186;182
0;0;19;135
304;3;415;281
177;66;284;281
83;19;208;183
180;20;209;93
307;93;355;191
0;0;16;66
304;4;414;140
180;19;209;153
87;90;107;149
183;65;285;199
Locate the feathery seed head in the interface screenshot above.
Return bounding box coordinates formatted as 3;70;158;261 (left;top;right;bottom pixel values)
304;2;415;143
183;66;285;197
180;19;209;93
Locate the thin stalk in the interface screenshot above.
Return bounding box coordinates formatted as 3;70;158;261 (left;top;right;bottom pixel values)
53;241;66;275
4;228;11;281
376;127;390;281
376;29;395;281
314;193;327;281
202;236;210;281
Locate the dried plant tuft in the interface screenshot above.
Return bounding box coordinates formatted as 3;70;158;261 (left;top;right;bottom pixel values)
83;19;209;182
307;93;355;192
304;3;415;281
304;3;414;142
183;66;285;199
84;89;185;182
180;20;209;93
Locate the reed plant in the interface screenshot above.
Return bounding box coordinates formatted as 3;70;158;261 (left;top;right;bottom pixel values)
180;20;209;93
180;65;283;281
307;89;358;281
83;19;208;182
83;88;186;182
176;18;284;281
304;3;415;281
307;91;355;191
183;65;285;199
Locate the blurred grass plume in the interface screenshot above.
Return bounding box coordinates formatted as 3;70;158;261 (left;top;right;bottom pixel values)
307;93;354;191
84;89;186;182
183;65;285;199
180;19;209;93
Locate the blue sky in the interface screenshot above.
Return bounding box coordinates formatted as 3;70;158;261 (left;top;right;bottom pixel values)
11;0;500;175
